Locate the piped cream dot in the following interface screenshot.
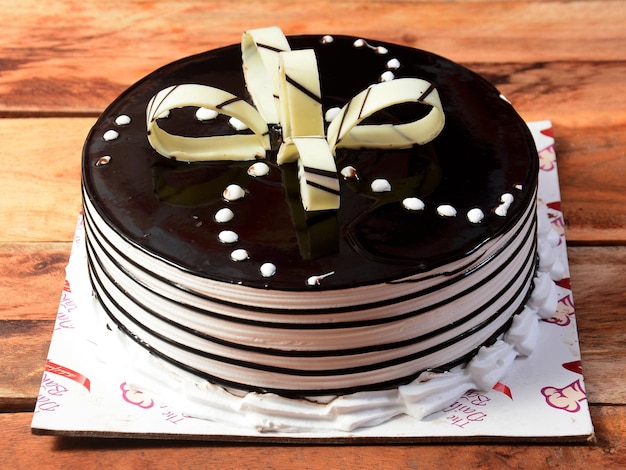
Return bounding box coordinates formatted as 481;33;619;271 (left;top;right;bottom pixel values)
214;208;234;223
402;197;425;211
437;204;457;217
325;107;341;123
467;208;485;224
247;162;270;177
353;39;365;48
218;230;239;244
260;262;277;278
103;130;119;141
321;35;334;44
229;117;249;131
196;107;218;121
230;249;249;261
375;46;388;55
501;193;514;204
340;166;359;180
115;115;131;126
223;184;246;201
386;58;401;69
495;205;509;217
380;71;395;82
371;178;391;192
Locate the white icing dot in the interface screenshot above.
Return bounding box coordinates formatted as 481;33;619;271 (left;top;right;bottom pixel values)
499;94;511;104
495;193;514;216
380;71;395;82
375;46;388;55
353;39;365;48
223;184;246;201
103;130;119;141
115;115;131;126
437;204;457;217
260;262;277;278
340;166;359;180
230;249;250;261
402;197;425;211
306;271;335;286
501;193;514;204
467;208;485;223
386;58;401;70
495;205;509;217
218;230;239;244
229;117;249;131
214;207;234;223
247;162;270;177
321;35;334;44
195;107;218;121
514;184;523;190
325;107;341;123
371;178;391;192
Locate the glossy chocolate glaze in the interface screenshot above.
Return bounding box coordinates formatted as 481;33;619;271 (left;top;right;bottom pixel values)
83;35;538;290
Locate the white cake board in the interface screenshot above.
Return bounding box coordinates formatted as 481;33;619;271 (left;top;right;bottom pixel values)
32;121;594;442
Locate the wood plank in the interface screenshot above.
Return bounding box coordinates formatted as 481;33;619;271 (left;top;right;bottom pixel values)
1;118;624;244
1;1;624;114
569;246;626;405
2;246;624;408
0;321;53;412
2;406;625;467
0;118;91;243
0;243;70;321
554;123;626;244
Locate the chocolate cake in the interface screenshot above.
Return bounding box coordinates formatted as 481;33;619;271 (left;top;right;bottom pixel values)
82;27;552;405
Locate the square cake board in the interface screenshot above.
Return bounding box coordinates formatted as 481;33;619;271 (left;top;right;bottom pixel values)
31;121;594;443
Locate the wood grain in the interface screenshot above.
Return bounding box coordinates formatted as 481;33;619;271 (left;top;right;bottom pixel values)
0;119;90;243
1;0;624;464
2;407;625;468
1;1;625;115
0;243;70;320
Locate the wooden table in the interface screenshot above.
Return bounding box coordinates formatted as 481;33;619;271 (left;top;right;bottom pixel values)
2;0;625;467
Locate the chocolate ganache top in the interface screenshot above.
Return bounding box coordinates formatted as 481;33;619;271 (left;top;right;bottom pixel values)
82;34;538;291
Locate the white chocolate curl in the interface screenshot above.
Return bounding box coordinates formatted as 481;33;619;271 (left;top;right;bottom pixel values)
277;137;340;211
278;49;325;139
327;78;445;151
241;26;291;123
146;84;270;161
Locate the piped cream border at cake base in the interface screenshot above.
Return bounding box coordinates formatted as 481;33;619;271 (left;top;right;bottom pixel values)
87;200;564;433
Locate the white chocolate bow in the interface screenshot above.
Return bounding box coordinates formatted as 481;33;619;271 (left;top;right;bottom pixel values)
146;27;445;212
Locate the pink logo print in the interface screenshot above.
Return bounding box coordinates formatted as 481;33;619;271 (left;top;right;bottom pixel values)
545;293;575;327
539;145;557;172
541;379;587;413
120;382;154;409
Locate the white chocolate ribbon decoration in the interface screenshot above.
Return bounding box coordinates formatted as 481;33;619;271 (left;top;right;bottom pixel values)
241;26;291;124
147;84;270;161
327;78;444;150
277;137;340;211
146;27;445;212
